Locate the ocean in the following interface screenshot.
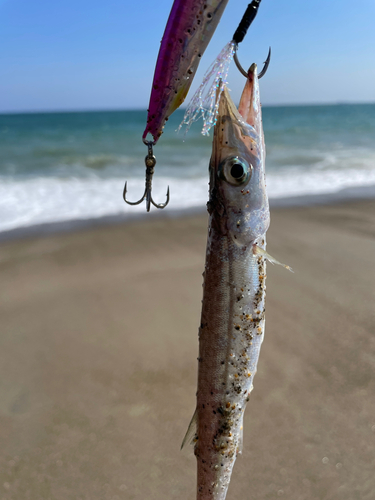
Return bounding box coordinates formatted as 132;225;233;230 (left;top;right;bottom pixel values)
1;103;375;233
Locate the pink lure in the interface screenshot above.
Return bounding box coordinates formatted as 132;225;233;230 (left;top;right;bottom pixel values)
143;0;229;144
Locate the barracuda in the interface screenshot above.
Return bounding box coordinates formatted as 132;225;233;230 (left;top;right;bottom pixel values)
183;65;291;500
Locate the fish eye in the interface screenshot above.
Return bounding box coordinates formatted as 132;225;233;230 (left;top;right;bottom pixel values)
218;157;252;186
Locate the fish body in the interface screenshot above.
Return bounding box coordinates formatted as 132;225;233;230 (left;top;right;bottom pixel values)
194;66;269;499
143;0;229;144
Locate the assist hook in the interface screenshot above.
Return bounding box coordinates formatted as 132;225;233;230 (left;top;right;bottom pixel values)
123;140;170;212
232;0;271;79
234;45;271;79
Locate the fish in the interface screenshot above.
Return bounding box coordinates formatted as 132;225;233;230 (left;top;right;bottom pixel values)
182;65;292;499
143;0;229;144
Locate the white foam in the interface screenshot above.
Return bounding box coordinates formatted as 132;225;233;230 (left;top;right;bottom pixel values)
267;166;375;198
1;162;375;233
0;176;208;232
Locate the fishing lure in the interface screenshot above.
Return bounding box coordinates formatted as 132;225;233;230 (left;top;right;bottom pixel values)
124;0;229;211
143;0;230;144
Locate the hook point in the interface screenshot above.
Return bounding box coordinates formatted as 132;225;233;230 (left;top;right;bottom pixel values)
258;47;271;79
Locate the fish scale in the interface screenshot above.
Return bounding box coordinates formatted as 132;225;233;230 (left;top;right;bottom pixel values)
196;236;267;499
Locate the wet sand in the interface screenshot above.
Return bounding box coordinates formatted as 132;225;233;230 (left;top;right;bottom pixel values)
0;199;375;500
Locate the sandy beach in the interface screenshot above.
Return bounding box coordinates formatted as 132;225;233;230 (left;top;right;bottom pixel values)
0;199;374;500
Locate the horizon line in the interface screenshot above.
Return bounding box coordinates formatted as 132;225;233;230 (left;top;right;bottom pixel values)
1;100;374;116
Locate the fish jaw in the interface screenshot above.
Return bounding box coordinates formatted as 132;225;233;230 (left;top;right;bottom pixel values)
209;66;269;246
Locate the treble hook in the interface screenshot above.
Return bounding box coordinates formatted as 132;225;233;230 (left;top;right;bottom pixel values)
123;140;170;212
234;45;271;79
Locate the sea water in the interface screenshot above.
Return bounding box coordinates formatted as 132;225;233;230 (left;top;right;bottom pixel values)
0;103;375;232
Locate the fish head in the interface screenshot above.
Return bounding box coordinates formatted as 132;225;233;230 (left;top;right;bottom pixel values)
209;64;269;245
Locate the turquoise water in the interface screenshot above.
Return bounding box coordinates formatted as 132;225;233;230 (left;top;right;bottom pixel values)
1;103;375;231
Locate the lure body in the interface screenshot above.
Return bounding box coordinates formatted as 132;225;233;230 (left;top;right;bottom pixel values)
143;0;229;143
191;67;269;499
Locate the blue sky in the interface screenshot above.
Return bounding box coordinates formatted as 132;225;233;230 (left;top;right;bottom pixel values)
1;0;375;112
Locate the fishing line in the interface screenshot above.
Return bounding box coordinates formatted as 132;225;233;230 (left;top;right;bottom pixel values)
233;0;262;45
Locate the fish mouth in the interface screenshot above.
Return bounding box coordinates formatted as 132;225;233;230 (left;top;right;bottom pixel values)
217;63;260;127
212;64;262;167
237;63;260;128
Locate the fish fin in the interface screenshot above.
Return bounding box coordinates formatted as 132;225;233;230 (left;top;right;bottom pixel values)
181;408;198;450
237;414;245;455
253;244;294;273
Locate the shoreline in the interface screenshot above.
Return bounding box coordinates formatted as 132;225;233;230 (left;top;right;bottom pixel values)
1;198;374;499
1;183;375;243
